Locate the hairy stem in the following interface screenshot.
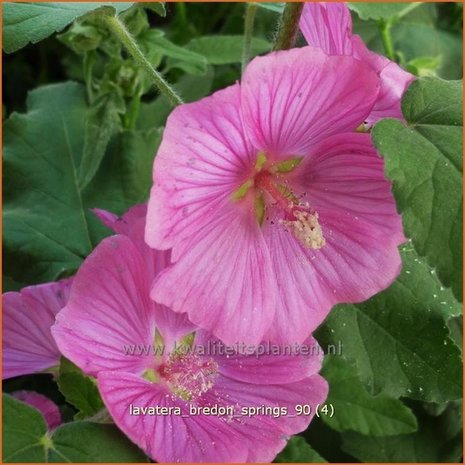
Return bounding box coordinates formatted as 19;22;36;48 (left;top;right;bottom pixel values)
101;15;183;107
273;2;304;51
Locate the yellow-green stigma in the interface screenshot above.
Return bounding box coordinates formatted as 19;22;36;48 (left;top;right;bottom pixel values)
143;368;160;383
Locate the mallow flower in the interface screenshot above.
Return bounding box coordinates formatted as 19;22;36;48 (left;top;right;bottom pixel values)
52;205;328;463
3;279;72;379
299;2;415;124
145;45;404;346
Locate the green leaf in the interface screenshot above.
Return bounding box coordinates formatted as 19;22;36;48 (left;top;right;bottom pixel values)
186;35;271;65
3;394;147;462
275;436;326;463
3;394;48;462
4;81;155;284
140;2;166;17
4;82;92;283
341;402;462;462
119;128;163;202
139;30;207;74
349;2;421;21
78;92;125;190
3;2;133;53
321;356;418;436
406;55;442;77
57;22;103;54
48;422;147;462
316;245;462;403
57;358;104;420
372;78;463;300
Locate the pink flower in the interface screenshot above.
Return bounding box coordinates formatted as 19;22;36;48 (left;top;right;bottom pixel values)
145;46;404;346
12;391;62;430
3;279;72;379
52;205;328;463
299;2;415;124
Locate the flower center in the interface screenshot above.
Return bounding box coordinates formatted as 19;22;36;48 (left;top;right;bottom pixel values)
159;354;218;401
232;153;326;250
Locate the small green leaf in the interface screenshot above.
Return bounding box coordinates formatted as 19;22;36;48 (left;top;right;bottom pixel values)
49;422;147;462
406;55;442;77
372;77;463;300
3;394;147;462
116;128;163;202
3;394;48;462
275;436;326;463
316;245;462;403
140;2;166;17
58;22;103;54
321;356;418;436
57;358;104;420
78;92;125;190
139;30;207;74
3;2;133;53
186;35;271;65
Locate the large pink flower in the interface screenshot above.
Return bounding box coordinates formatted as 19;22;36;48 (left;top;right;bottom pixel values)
300;2;415;124
52;205;328;463
145;46;404;346
3;279;72;379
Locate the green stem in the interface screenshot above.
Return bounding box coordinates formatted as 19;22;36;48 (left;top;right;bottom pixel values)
101;15;183;107
242;2;258;73
273;2;304;51
125;89;142;130
379;20;396;61
83;51;96;104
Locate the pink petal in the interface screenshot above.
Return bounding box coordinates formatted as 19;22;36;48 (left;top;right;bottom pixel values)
195;331;324;384
263;205;402;343
93;204;147;239
352;36;415;124
94;205;196;348
291;133;405;242
52;236;157;376
12;391;62;429
299;2;414;125
300;2;353;55
203;374;329;462
241;45;379;158
98;371;250;462
146;83;257;251
3;279;71;379
151;200;276;346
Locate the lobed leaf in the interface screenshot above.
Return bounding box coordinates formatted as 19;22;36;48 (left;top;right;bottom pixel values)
3;394;147;462
321;356;418;436
372;77;463;300
316;245;462;403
